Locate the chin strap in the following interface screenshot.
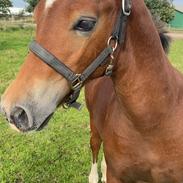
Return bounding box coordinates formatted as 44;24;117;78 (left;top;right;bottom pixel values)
29;0;132;110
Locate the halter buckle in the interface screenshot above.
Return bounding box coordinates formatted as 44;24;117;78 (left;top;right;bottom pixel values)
122;0;131;16
71;74;83;90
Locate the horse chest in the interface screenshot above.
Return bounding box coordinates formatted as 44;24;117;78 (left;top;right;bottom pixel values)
105;145;183;182
101;103;183;182
104;127;183;183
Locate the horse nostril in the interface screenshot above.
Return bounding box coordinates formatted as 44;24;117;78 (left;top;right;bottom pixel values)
10;107;29;130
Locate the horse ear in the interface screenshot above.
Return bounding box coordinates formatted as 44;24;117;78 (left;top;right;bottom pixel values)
33;6;38;23
33;1;44;23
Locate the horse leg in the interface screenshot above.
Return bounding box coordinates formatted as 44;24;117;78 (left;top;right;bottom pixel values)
101;155;107;182
107;168;123;183
89;119;102;183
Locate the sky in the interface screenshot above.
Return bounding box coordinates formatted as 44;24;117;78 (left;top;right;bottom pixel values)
12;0;27;8
12;0;183;8
174;0;183;5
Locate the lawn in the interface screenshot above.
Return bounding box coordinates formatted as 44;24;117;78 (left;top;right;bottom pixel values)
0;29;91;183
0;29;183;183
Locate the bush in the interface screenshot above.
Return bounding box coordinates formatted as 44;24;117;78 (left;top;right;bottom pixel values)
145;0;175;24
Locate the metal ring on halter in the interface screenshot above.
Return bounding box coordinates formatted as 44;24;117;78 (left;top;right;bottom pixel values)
107;36;118;52
122;0;131;16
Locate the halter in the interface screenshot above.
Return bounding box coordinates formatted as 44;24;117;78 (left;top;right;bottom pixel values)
29;0;132;110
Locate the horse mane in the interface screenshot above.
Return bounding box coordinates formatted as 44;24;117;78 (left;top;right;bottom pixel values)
153;15;171;54
159;31;171;54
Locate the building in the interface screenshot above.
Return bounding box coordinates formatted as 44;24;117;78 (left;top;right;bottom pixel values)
8;7;32;16
0;7;32;17
170;5;183;29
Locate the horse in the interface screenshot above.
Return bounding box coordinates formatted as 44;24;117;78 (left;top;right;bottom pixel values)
1;0;183;182
86;28;171;183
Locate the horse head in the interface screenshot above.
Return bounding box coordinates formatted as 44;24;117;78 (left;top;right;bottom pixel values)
0;0;119;132
0;0;170;132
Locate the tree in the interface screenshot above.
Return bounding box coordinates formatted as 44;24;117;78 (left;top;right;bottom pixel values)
24;0;39;12
145;0;175;24
0;0;12;15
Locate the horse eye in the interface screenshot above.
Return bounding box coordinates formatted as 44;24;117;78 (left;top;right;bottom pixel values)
74;18;96;32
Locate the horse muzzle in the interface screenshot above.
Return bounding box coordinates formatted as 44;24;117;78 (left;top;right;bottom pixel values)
0;97;57;132
0;72;70;132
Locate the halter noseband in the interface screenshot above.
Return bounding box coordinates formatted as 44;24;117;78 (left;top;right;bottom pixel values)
29;0;131;110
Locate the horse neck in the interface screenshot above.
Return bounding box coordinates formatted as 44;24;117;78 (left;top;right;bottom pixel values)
112;0;178;130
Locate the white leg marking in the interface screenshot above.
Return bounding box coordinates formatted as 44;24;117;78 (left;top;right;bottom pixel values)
101;156;107;183
89;163;99;183
45;0;57;9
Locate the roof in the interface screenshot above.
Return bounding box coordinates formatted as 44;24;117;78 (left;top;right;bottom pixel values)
175;5;183;13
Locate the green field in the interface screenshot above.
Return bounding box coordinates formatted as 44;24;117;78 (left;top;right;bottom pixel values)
0;29;183;183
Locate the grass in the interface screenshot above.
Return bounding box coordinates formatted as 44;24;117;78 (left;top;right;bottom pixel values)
169;40;183;71
0;29;92;183
0;29;183;183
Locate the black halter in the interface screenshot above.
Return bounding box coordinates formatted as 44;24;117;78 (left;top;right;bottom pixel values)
29;0;131;110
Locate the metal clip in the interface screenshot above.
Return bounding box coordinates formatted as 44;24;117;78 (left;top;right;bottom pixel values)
122;0;131;16
105;64;114;76
105;50;115;76
105;36;118;76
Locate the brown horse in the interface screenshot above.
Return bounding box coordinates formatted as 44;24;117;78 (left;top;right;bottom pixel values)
87;30;171;183
1;0;183;182
85;2;183;183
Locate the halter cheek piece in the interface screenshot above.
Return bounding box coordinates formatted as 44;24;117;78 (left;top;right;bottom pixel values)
29;0;131;110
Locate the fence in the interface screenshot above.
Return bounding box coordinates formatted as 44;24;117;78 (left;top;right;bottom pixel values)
0;16;35;30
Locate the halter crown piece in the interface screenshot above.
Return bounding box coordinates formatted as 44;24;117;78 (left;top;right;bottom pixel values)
29;0;132;110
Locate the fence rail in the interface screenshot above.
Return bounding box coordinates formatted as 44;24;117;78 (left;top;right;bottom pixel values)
0;17;35;30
